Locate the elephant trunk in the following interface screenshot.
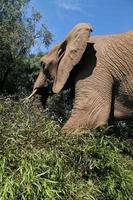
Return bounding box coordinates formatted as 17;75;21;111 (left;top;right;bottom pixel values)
33;70;46;91
26;71;46;100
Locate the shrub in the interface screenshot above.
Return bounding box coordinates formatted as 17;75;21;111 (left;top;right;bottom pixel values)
0;96;133;200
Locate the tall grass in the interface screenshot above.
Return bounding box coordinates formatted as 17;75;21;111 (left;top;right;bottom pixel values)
0;96;133;199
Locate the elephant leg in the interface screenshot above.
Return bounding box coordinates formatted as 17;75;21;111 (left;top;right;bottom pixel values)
62;92;111;131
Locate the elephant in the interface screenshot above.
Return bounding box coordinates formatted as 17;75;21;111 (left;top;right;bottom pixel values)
27;23;133;130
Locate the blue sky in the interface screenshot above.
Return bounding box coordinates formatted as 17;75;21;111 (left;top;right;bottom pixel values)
28;0;133;52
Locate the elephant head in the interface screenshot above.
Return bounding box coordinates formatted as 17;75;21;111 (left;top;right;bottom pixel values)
27;23;93;99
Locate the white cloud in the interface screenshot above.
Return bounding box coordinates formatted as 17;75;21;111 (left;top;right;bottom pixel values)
55;0;95;18
56;0;83;11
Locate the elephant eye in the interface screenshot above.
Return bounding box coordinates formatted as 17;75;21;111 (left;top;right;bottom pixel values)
40;61;45;69
47;61;53;67
44;69;52;80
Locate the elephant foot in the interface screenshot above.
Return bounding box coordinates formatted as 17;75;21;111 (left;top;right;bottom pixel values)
62;123;81;132
62;116;92;132
62;120;107;133
62;105;110;132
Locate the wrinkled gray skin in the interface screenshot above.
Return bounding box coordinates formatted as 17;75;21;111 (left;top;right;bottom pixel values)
31;23;133;130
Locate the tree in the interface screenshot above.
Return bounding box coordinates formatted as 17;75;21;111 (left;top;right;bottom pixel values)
0;0;53;92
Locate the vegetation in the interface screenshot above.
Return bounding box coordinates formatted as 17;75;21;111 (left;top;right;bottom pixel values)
0;96;133;200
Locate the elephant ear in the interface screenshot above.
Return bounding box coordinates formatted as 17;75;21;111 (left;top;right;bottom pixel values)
52;23;93;93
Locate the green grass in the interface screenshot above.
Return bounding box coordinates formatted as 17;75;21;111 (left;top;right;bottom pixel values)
0;97;133;200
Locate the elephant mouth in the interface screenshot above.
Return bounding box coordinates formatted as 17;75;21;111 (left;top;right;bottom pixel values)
26;80;53;101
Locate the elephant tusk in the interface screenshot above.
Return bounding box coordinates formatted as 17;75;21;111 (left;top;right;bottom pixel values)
25;89;37;100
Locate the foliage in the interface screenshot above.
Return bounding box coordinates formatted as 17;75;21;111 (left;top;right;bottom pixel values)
0;96;133;200
2;53;44;94
0;0;53;92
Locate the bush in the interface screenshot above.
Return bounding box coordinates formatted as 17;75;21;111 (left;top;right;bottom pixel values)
0;96;133;200
1;53;43;94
